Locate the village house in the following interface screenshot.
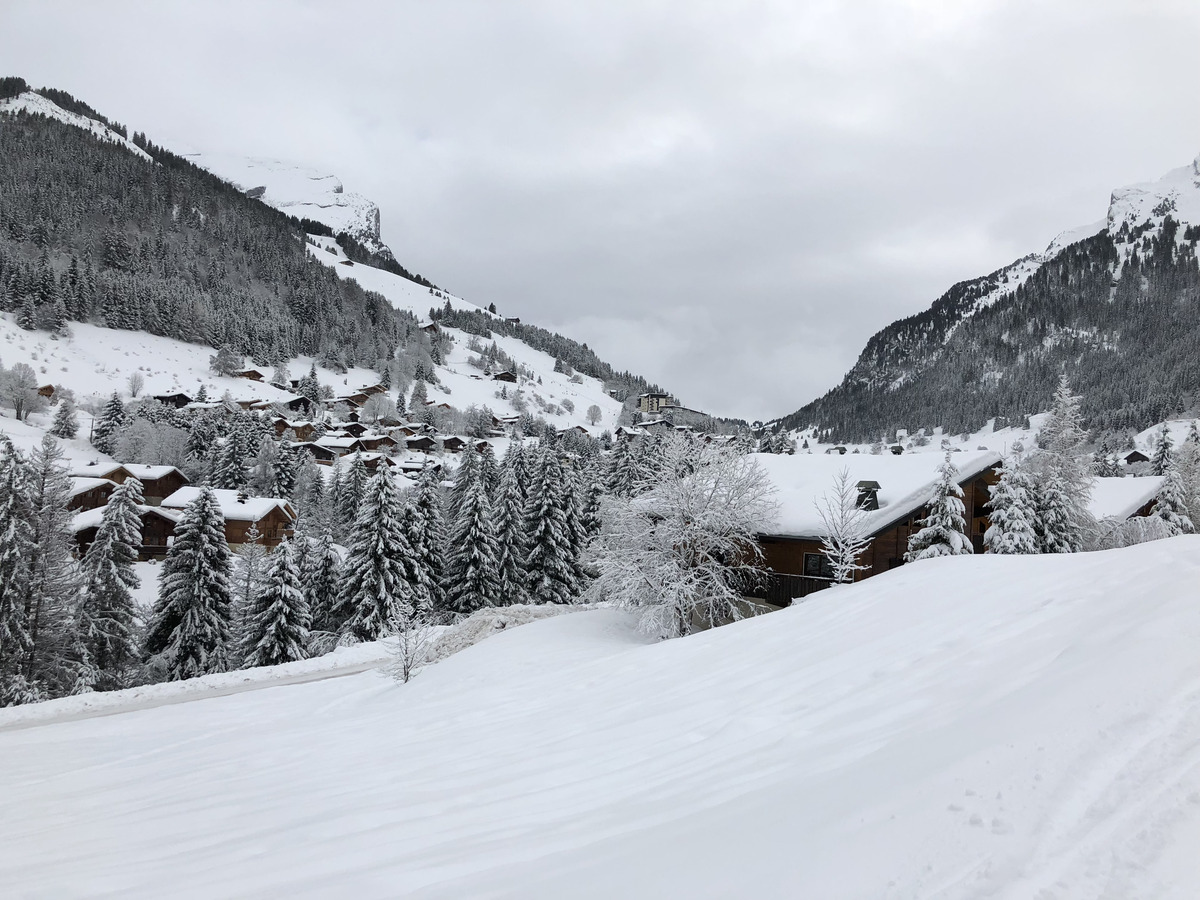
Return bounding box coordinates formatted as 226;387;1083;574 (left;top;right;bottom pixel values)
233;367;267;382
71;505;181;560
440;436;468;454
405;435;437;454
161;488;295;548
491;370;518;383
272;418;317;441
151;392;193;409
312;435;365;458
67;476;119;512
122;465;190;506
750;451;1003;607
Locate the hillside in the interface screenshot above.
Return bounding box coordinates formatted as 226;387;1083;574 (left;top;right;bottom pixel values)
0;79;670;428
779;154;1200;442
2;538;1199;897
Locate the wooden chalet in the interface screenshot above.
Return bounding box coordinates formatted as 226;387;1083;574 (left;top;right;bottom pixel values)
152;392;193;409
67;477;119;512
441;436;468;453
234;368;267;382
419;321;440;334
491;370;518;383
406;435;437;453
71;505;181;560
312;435;365;458
1123;450;1150;466
337;421;369;437
69;463;132;484
273;418;317;441
359;383;389;397
295;442;340;465
1089;476;1164;522
38;384;56;399
358;433;399;452
750;451;1003;607
122;465;190;506
161;488;295;548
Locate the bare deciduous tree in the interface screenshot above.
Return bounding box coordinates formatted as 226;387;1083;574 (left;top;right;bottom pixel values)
815;468;873;584
586;438;778;638
127;371;145;398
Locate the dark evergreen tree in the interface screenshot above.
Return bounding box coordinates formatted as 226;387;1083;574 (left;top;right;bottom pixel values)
334;467;415;640
92;392;127;455
145;487;234;680
302;527;344;636
49;398;79;439
241;539;310;668
445;462;501;615
524;449;578;604
78;477;144;689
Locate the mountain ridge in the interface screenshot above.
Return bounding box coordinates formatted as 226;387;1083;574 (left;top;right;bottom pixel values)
777;153;1200;442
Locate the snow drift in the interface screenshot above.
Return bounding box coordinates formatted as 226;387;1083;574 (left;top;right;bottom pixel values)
2;538;1200;898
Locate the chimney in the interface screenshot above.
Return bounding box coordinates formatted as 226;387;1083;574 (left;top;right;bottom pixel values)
855;481;881;510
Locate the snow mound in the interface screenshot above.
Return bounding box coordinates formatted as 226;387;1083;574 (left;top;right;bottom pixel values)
4;540;1200;897
428;602;602;664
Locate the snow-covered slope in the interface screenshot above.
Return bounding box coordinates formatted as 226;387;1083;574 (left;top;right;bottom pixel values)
0;91;151;161
3;538;1199;898
180;151;390;256
307;237;625;431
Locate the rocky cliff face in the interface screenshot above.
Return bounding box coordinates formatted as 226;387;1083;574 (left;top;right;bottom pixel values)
177;152;393;259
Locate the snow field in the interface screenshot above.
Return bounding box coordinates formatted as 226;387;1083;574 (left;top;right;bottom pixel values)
2;539;1200;897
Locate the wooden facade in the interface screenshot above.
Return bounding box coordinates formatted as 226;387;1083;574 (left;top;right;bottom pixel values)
224;507;293;547
68;480;117;512
753;466;1000;605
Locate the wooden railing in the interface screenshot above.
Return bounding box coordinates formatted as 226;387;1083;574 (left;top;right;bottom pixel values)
750;573;832;608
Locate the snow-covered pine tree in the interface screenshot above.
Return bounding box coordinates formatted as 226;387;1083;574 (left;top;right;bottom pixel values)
144;486;235;680
302;526;344;636
445;462;501;615
478;444;501;499
241;538;310;668
579;460;606;542
1150;423;1174;477
78;476;144;689
1028;375;1094;553
49;398;79;439
448;444;480;523
337;453;370;536
209;437;247;491
92;392;126;455
493;459;529;605
334;466;416;641
247;437;281;497
503;439;529;508
1150;461;1195;536
905;447;973;561
0;441;32;703
21;435;83;696
606;436;638;498
231;523;268;656
560;458;588;585
984;445;1038;554
524;449;578;604
408;464;447;613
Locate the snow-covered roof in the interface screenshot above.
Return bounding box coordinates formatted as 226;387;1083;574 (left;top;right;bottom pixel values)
754;450;1002;538
71;504;181;535
68;477;118;499
68;463;128;480
160;488;295;523
123;465;186;482
1088;476;1163;521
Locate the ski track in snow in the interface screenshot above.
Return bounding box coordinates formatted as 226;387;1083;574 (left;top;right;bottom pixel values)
2;539;1200;898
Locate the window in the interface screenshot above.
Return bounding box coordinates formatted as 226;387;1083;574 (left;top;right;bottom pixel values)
802;552;834;580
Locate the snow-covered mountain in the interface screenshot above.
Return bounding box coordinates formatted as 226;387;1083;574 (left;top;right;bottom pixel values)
177;151;392;258
0;81;647;443
780;154;1200;441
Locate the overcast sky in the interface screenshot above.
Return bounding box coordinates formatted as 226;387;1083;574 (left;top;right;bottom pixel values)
4;1;1199;420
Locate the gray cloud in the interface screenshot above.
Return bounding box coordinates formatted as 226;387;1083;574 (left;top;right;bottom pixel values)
4;0;1199;420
